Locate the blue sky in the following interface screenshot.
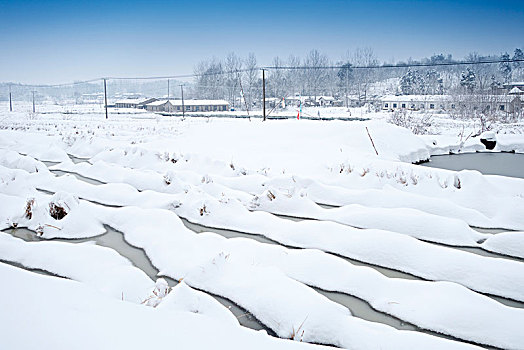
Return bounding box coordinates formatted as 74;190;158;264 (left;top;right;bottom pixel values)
1;0;523;84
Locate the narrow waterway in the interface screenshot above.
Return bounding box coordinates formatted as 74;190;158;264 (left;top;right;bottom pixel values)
421;152;524;179
20;152;521;349
49;169;105;186
2;226;272;334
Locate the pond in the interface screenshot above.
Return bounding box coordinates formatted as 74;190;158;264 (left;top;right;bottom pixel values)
421;152;524;179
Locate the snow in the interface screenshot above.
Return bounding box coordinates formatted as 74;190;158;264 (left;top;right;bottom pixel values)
0;232;155;303
157;281;240;325
8;163;524;302
482;231;524;259
0;263;318;350
1;105;524;349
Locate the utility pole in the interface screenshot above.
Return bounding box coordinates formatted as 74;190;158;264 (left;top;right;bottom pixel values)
32;90;36;113
9;84;12;112
180;84;185;118
103;78;108;119
167;79;170;100
346;65;350;110
262;69;266;121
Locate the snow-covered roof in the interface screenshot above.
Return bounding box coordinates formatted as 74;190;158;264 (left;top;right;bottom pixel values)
146;100;170;106
380;95;449;102
168;99;229;106
380;94;518;103
509;87;523;94
115;99;142;105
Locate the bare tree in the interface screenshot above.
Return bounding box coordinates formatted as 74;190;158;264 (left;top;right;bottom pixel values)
242;53;259;109
224;52;242;107
303;49;330;102
193;57;224;99
351;48;379;106
268;56;288;100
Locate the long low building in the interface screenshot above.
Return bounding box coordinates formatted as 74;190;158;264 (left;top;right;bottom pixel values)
380;94;522;114
144;99;229;113
115;98;157;109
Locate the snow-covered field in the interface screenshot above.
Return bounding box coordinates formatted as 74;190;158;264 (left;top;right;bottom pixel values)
1;102;524;349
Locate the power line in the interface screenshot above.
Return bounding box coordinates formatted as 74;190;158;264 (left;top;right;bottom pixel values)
263;58;524;70
19;77;104;88
6;58;524;88
5;69;259;89
106;68;258;81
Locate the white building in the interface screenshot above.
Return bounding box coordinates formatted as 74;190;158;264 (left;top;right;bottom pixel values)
144;100;170;112
115;98;157;109
144;99;229;113
380;94;521;114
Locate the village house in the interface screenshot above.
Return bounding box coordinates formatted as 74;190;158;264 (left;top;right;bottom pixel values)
144;99;229;113
380;94;521;114
115;98;157;109
503;82;524;92
284;95;343;107
509;87;524;96
143;100;170;112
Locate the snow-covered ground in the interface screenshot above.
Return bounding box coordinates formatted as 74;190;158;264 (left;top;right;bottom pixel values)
1;102;524;349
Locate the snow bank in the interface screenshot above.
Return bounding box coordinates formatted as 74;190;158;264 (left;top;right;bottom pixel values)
0;263;316;350
0;232;154;302
482;231;524;259
0;149;50;174
251;187;485;246
0;191;105;239
497;134;524;153
157;281;240;325
28;164;524;301
0;131;70;162
92;205;523;349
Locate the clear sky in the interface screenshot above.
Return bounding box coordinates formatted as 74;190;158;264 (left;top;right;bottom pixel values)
1;0;523;84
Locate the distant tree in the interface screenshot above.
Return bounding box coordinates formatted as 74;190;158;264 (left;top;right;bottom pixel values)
286;54;303;95
224;52;242;107
267;56;289;102
464;52;493;91
490;75;501;92
512;48;523;68
242;53;258;108
351;48;379;105
429;53;453;64
194;57;224;99
425;70;444;94
499;52;512;83
399;69;425;95
512;48;524;80
460;68;477;93
303;49;330;99
337;62;353;107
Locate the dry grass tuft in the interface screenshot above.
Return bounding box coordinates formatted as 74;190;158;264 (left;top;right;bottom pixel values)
25;198;35;219
49;202;68;220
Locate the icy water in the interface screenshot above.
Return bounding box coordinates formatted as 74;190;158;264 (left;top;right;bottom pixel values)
49;169;105;186
15;155;520;348
180;219;507;349
421;152;524;178
2;226;272;334
42;158;104;186
68;154;90;164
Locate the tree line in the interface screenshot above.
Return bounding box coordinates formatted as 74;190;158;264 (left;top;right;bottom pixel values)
191;48;524;107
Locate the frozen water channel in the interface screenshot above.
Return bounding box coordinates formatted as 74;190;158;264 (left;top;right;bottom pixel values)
421;152;524;179
8;152;522;349
3;222;494;348
2;226;273;334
